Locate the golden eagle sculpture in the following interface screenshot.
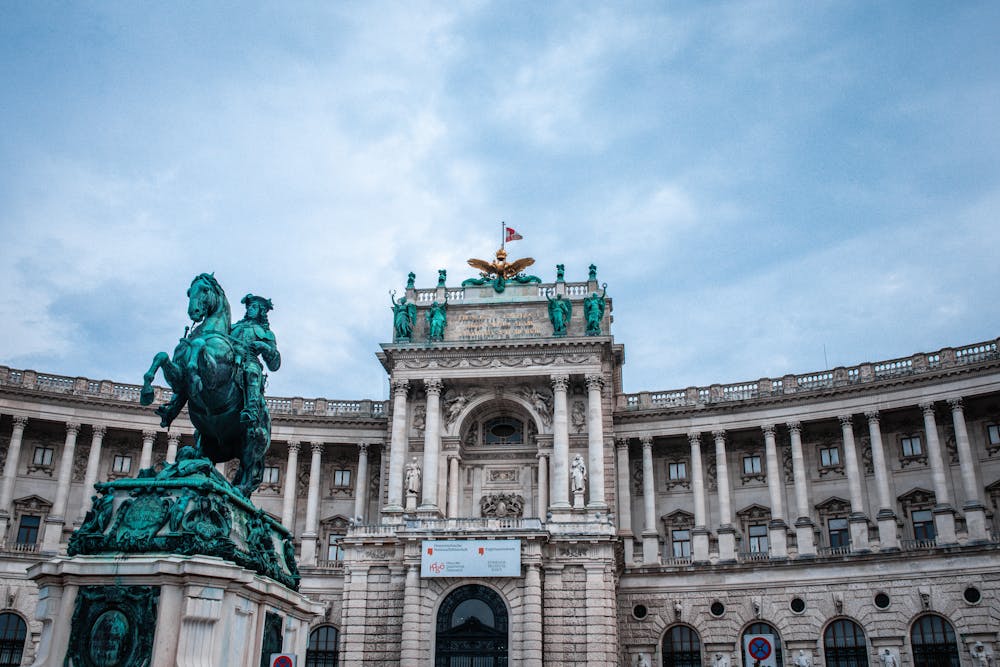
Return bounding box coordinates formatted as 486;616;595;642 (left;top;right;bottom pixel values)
463;248;542;293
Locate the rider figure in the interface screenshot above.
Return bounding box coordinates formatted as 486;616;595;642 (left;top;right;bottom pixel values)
230;294;281;425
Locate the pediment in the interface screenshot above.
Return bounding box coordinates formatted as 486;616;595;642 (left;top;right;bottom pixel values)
12;495;52;511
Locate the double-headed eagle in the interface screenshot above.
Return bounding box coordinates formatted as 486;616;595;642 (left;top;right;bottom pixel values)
467;248;535;280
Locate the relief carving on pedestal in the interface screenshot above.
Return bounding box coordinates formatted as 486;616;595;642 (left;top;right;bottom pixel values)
479;493;524;518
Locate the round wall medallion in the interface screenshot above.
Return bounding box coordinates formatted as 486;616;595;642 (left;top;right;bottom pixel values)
790;597;806;613
632;604;648;620
710;601;725;617
963;586;982;604
874;592;891;609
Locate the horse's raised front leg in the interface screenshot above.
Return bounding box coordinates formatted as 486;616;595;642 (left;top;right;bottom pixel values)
140;352;170;405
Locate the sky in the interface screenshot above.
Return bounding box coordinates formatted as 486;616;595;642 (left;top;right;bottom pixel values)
2;2;999;402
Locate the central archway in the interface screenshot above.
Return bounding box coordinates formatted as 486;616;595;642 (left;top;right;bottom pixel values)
435;584;509;666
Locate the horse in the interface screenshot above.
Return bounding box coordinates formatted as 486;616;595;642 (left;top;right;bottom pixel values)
140;273;270;496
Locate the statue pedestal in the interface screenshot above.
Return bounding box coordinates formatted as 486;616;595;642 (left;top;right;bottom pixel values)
28;554;322;667
405;492;418;512
572;490;585;509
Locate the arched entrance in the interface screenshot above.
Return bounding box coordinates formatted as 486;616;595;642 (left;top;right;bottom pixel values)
435;584;508;666
911;614;960;667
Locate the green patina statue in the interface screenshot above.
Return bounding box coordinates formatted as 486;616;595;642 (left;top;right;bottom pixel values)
391;291;417;341
547;293;572;336
583;284;608;335
463;248;541;293
556;264;565;282
437;269;447;287
426;299;448;341
139;273;278;497
588;263;598;281
406;272;416;289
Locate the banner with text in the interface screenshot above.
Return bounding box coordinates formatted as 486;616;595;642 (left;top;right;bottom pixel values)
420;539;521;578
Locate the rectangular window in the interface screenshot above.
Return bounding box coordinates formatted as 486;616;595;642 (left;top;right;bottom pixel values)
988;424;1000;446
32;447;54;466
262;466;281;484
671;529;691;558
748;524;769;553
902;435;923;457
828;517;850;548
820;447;841;467
912;509;935;541
333;469;351;487
16;515;40;545
743;455;762;474
112;455;132;474
327;536;345;561
668;462;687;480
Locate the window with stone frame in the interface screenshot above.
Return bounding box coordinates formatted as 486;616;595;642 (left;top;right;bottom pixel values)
671;529;692;558
15;515;40;546
257;462;282;495
319;515;350;566
898;488;937;543
9;495;51;549
747;523;769;553
665;455;690;490
817;443;845;478
736;504;771;554
661;510;695;561
26;445;55;476
106;443;137;480
827;517;850;548
112;454;132;475
899;433;927;467
740;453;766;485
325;451;357;497
986;423;1000;456
815;497;852;550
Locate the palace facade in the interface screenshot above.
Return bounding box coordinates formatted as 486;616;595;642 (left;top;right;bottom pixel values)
0;267;998;666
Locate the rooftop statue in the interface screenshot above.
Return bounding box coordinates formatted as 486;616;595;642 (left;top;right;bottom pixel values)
391;291;417;341
463;247;541;293
426;299;448;341
583;284;608;336
547;293;572;336
139;273;279;496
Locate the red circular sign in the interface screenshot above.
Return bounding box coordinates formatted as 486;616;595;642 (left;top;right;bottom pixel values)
748;637;772;660
273;657;293;667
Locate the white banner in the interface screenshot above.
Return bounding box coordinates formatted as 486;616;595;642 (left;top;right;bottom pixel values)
420;539;521;577
744;634;777;667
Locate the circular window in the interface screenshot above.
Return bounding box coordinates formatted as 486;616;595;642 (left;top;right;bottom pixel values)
874;592;891;609
710;601;725;617
790;597;806;613
963;587;982;604
632;604;648;620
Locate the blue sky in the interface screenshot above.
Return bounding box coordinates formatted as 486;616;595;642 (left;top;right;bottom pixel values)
2;2;999;401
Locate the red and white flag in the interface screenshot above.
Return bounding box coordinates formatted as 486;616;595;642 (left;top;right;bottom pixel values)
505;227;523;242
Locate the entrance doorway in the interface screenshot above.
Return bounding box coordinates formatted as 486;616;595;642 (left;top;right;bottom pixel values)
435;584;509;666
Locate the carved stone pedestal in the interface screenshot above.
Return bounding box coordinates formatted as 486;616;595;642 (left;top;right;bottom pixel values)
28;554;321;667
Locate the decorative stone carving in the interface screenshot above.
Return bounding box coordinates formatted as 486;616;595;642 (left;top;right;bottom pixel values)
571;401;586;433
518;385;553;428
479;493;524;518
487;468;519;483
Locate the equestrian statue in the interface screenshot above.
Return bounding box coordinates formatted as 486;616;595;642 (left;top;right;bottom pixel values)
140;273;281;496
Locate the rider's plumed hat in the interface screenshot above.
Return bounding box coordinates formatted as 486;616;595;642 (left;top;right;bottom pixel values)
241;294;274;312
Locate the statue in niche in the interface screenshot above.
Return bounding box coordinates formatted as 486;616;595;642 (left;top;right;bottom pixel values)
571;455;587;493
972;642;993;667
390;292;416;341
405;458;422;496
879;649;899;667
635;655;651;667
426;299;448;340
547;293;572;336
571;401;586;432
713;654;730;667
794;650;812;667
412;403;426;433
583;284;607;336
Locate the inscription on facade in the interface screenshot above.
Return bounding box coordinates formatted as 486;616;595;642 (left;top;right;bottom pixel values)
452;312;542;341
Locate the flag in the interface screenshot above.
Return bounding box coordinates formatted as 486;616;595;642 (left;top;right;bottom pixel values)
505;227;523;242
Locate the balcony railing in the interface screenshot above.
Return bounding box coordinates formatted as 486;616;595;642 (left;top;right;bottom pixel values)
0;542;39;555
737;550;771;562
314;559;346;571
816;544;853;557
900;538;938;552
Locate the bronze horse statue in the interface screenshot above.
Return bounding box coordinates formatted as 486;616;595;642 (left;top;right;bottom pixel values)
140;273;278;496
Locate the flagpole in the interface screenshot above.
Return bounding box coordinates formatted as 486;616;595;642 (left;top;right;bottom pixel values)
501;220;505;251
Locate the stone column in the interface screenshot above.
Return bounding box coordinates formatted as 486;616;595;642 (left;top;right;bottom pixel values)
713;430;737;561
865;411;898;549
688;433;709;563
921;402;957;544
446;454;461;519
762;425;787;558
640;437;659;564
300;441;324;565
536;453;549;521
839;415;870;551
78;425;107;522
282;442;301;532
139;429;156;470
948;398;988;541
420;378;443;512
400;563;421;664
42;422;81;552
471;466;483;517
385;379;410;513
354;442;370;523
787;422;816;556
614;439;634;563
584;374;607;508
550;374;571;510
0;416;28;536
165;433;180;464
523;562;543;667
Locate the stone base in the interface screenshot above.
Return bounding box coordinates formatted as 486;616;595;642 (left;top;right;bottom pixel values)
963;503;989;542
641;531;660;565
794;518;816;557
28;554;322;667
299;532;319;566
933;505;957;545
768;520;788;559
876;510;899;550
848;514;870;552
692;527;710;563
40;518;65;555
717;526;737;562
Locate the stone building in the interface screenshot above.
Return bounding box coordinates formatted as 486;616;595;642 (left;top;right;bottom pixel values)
0;264;997;666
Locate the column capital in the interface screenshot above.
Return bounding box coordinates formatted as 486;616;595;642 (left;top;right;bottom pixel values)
688;432;701;446
838;415;853;428
761;424;776;437
550;374;570;391
584;374;604;391
66;422;82;435
864;410;880;423
424;378;443;395
640;436;653;450
615;438;630;450
310;441;325;454
391;379;410;395
358;441;370;455
91;425;108;438
287;440;302;453
786;421;801;433
141;429;157;440
919;401;936;415
166;433;180;445
711;429;726;440
536;451;551;460
12;415;28;429
947;397;964;411
447;452;462;462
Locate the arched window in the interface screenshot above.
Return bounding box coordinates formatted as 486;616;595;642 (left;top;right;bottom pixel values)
435;584;508;666
483;417;524;445
741;622;783;667
0;613;27;667
824;619;867;667
662;624;702;667
305;625;339;667
911;614;960;667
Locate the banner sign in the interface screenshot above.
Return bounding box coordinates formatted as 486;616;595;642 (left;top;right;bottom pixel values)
420;539;521;577
743;634;777;667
